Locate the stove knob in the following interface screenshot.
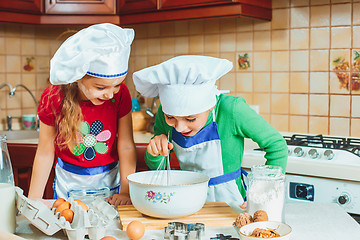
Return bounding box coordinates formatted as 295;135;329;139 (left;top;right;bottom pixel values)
288;148;292;155
324;150;334;160
293;147;304;157
338;194;349;205
308;149;319;159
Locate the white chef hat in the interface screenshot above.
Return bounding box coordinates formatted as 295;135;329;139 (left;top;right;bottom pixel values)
50;23;134;85
133;55;233;116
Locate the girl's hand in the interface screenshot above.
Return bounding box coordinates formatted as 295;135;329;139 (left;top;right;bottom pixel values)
147;134;173;157
107;193;132;206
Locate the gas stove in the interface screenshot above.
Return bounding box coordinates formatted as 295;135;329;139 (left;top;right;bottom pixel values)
242;133;360;220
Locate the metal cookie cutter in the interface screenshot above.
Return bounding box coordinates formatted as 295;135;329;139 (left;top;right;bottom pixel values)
164;222;205;240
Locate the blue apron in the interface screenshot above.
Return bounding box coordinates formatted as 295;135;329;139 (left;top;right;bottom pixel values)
171;111;245;207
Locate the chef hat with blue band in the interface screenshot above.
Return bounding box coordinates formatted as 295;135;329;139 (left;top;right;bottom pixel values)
50;23;134;85
133;55;233;116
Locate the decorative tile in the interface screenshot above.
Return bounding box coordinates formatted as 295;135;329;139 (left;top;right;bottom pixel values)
309;94;329;115
290;72;309;93
310;6;330;27
331;27;351;49
330;71;350;93
310;72;329;93
272;51;290;71
329;117;350;136
289;115;308;133
271;93;289;114
309;116;329;135
290;94;308;115
351;50;360;93
253;73;270;92
291;7;310;28
272;30;290;50
330;49;351;91
237;53;251;70
271;72;290;93
330;95;350;117
331;3;351;26
310;27;330;49
23;57;35;72
310;50;329;71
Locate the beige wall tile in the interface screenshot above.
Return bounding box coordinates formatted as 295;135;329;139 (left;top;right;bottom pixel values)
236;32;253;51
311;0;330;5
160;37;175;55
309;94;329;115
331;27;351;48
272;9;290;29
218;72;236;93
236;72;253;92
22;90;37;108
291;0;309;7
189;35;204;54
238;93;253;104
272;51;290;71
147;23;161;38
272;72;290;92
5;24;20;38
291;7;310;28
5;38;20;55
290;72;309;93
204;34;220;53
160;22;175;36
351;96;360;117
147;38;160;55
6;56;21;73
21;38;35;56
310;50;329;71
331;3;351;26
189;20;204;35
220;33;236;52
134;56;147;72
174;36;189;54
0;37;5;54
22;73;36;91
272;93;289;114
21;25;35;38
309;116;329;134
35;56;49;73
290;29;309;50
254;93;270;113
290;94;308;115
353;26;360;49
253;31;270;51
253;20;271;31
204;19;220;34
132;24;148;38
272;30;290;50
0;56;5;73
290;50;309;71
236;18;253;32
330;95;350;117
310;27;329;49
220;53;235;71
220;18;236;33
273;0;290;8
350;118;360;137
329;117;350;136
332;0;351;3
354;3;360;25
253;52;271;71
310;72;329;93
174;21;189;36
133;39;147;56
270;114;289;132
290;115;308;133
311;6;330;27
254;73;270;92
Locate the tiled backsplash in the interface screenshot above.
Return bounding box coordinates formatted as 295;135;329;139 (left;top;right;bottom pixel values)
1;0;360;137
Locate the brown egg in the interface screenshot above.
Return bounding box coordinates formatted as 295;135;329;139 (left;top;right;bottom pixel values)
55;201;71;214
52;198;65;210
100;237;117;240
59;209;74;223
126;220;145;240
74;199;89;212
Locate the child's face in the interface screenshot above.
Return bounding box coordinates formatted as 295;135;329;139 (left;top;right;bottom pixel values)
77;75;126;105
164;109;212;137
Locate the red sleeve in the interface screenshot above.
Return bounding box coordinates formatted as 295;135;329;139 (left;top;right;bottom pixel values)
117;83;132;119
38;86;62;126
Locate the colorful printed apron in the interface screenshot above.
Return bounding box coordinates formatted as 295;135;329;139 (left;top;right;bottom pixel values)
53;158;120;199
171;111;246;207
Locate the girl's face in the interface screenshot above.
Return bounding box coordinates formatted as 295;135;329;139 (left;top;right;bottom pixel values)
77;75;126;105
164;108;213;137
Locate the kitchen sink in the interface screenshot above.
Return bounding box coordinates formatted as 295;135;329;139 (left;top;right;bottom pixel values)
0;130;39;140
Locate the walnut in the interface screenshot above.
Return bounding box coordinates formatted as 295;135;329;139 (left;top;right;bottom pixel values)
234;212;253;228
253;210;268;222
250;228;266;237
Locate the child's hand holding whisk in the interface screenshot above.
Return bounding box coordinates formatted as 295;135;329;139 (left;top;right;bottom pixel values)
147;133;173;157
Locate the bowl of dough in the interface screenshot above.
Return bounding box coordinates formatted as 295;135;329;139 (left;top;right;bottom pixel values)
127;170;210;218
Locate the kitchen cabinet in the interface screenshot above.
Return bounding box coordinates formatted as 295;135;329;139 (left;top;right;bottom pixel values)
119;0;271;25
0;0;42;14
8;142;179;199
45;0;116;15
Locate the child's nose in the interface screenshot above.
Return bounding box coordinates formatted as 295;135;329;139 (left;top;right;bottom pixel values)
175;121;187;132
104;90;114;99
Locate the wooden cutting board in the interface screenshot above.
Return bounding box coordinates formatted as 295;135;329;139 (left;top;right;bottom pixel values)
118;202;238;230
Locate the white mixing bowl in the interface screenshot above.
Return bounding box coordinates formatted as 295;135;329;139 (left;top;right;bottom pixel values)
127;170;210;218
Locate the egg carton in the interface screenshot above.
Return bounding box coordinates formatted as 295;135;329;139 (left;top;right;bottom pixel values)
15;187;118;240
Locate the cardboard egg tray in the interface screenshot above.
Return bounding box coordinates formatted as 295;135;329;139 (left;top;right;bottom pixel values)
15;187;118;240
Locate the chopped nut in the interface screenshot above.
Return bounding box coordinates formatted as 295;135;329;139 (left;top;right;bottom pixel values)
234;212;253;228
250;228;266;237
253;210;268;222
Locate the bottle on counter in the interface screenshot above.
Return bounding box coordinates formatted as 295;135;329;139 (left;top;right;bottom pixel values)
246;165;285;222
0;134;16;233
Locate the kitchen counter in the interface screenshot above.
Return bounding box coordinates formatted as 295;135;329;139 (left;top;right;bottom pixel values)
14;202;360;240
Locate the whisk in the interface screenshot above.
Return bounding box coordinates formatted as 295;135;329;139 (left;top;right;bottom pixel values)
149;131;172;185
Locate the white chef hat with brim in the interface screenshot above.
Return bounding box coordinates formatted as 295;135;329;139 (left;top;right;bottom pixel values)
50;23;134;85
133;55;233;116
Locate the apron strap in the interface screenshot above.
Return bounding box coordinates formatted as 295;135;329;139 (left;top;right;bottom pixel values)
57;157;118;175
208;168;242;186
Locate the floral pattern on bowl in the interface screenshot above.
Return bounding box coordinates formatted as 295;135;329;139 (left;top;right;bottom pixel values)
145;190;174;204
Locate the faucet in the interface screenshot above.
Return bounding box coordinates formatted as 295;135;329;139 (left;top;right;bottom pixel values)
0;82;13;113
8;84;39;131
145;96;159;133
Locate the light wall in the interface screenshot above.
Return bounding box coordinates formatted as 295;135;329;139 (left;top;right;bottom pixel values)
1;0;360;137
